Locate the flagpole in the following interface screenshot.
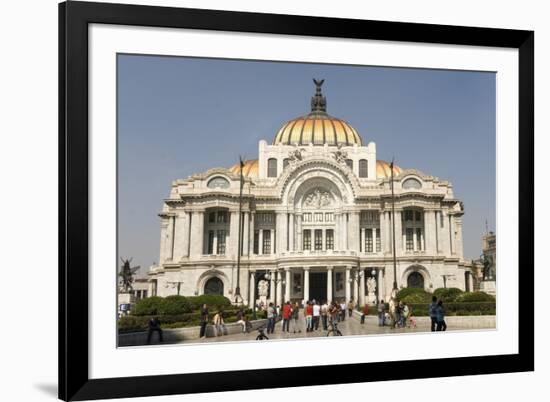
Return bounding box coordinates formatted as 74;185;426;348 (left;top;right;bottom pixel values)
235;156;244;304
390;158;398;291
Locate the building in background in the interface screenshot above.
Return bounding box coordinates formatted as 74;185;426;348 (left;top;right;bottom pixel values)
147;80;472;306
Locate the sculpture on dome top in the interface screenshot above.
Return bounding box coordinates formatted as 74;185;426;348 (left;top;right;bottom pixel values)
310;78;327;113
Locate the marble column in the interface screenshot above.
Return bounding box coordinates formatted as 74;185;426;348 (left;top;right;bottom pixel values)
380;269;386;302
231;211;240;256
276;213;286;255
249;271;256;308
343;213;348;250
349;212;360;252
327;266;333;302
345;266;351;303
354;268;360;304
303;267;310;301
242;211;249;256
269;270;276;303
258;229;264;255
270;229;275;255
360;228;365;253
249;212;256;255
173;211;189;260
276;270;283;306
212;232;218;255
296;214;303;251
189;211;204;258
289;213;295;252
455;216;464;259
359;269;366;306
394;211;402;255
335;213;341;250
165;215;175;260
448;214;455;255
285;268;291;302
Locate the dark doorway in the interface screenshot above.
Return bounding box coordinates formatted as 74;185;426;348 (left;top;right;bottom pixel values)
204;277;224;295
309;272;327;302
407;272;424;289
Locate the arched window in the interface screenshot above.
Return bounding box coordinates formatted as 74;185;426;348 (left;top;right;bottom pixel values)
359;159;368;178
402;177;422;189
407;272;424;289
267;158;278;177
204;277;224;295
207;176;230;189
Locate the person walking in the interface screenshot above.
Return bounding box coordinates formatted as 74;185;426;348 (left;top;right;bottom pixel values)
282;301;292;333
340;301;346;321
402;303;409;328
321;301;329;330
266;302;276;334
428;296;438;332
436;300;447;331
292;301;301;333
377;299;386;326
313;301;321;330
146;317;163;344
360;303;369;324
305;301;313;332
348;299;355;318
199;304;209;338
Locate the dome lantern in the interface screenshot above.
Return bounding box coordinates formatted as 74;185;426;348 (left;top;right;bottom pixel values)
272;79;363;147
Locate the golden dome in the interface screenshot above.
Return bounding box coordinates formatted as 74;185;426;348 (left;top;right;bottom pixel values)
273;115;362;146
228;159;259;178
272;79;363;147
376;160;402;179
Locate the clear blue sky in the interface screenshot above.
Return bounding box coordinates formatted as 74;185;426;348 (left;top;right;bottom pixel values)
117;54;495;274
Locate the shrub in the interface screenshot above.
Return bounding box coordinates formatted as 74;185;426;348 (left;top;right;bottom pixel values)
186;295;232;310
456;291;495;302
407;302;495;316
433;287;463;302
159;295;191;315
397;288;432;304
132;296;163;316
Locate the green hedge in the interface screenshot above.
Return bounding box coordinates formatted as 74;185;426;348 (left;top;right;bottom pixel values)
455;291;495;302
433;287;463;302
397;288;432;304
407;302;495;316
119;307;247;333
131;295;232;316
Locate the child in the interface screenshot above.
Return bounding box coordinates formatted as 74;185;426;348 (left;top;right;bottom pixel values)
407;312;417;328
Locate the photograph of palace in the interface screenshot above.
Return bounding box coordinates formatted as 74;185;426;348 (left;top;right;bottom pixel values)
117;56;496;346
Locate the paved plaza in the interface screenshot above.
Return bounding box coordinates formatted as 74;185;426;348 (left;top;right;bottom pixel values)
184;315;448;345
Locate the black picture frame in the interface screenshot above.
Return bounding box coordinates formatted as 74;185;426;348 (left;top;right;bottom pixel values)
59;1;534;400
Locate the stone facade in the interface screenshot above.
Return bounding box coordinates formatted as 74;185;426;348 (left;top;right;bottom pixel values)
147;81;471;306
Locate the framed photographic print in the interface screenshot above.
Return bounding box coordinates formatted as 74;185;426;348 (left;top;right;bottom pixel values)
59;1;534;400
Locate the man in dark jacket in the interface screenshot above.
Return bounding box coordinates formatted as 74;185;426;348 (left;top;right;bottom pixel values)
428;296;438;332
200;304;209;338
146;317;163;344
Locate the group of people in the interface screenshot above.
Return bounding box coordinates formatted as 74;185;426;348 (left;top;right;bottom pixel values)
199;304;231;338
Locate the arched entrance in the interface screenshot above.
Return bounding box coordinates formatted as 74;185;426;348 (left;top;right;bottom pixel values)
204;277;224;295
407;272;424;289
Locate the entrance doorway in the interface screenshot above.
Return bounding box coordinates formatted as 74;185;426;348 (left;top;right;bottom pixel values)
309;272;327;302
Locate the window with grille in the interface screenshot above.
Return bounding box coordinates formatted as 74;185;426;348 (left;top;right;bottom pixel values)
326;229;334;250
217;211;228;223
207;230;215;254
303;230;311;250
376;228;381;252
314;229;323;250
416;228;423;251
406;228;414;251
263;230;271;254
404;210;414;221
365;229;373;253
314;212;323;222
325;213;333;222
253;231;259;254
267;158;278;177
209;212;216;223
217;230;226;254
359;159;368;178
303;213;312;222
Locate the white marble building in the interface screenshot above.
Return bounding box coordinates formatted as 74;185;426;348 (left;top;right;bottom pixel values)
147;80;472;306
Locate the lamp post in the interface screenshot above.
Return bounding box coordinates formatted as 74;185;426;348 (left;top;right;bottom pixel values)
267;271;285;310
347;269;364;310
235;156;245;304
390;159;398;291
